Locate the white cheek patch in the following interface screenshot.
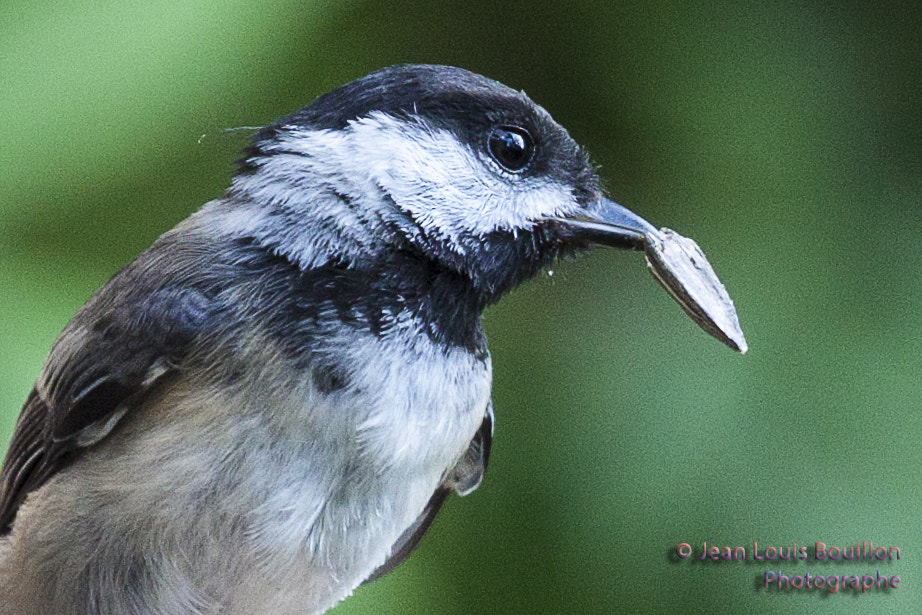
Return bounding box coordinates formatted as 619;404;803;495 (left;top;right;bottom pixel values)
346;113;581;245
224;112;582;264
223;130;404;269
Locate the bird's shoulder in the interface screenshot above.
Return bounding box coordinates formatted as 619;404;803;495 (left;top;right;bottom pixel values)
0;229;239;532
0;223;306;533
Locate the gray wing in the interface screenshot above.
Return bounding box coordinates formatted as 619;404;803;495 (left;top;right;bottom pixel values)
363;402;494;584
0;279;219;534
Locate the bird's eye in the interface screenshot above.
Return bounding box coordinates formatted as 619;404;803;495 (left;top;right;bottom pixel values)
487;126;534;173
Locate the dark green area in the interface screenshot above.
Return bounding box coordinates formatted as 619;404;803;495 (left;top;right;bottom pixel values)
1;1;919;613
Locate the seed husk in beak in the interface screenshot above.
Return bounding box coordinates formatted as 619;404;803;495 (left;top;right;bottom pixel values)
643;228;747;353
552;198;747;353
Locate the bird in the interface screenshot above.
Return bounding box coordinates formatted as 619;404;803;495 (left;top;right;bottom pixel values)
0;64;743;615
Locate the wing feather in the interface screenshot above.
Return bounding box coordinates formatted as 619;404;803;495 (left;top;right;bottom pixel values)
0;280;218;534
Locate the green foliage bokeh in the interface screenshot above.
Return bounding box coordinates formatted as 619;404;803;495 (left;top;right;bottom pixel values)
1;1;920;613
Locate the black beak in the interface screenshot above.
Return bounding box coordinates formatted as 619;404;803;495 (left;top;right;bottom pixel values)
553;197;658;251
551;198;748;354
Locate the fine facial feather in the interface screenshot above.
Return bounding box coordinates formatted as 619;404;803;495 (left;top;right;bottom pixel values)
261;113;583;240
227;108;592;300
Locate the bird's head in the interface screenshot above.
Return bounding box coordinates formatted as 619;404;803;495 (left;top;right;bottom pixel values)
217;64;743;351
228;64;654;301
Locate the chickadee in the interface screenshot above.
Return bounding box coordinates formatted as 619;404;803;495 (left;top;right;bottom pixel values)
0;64;744;615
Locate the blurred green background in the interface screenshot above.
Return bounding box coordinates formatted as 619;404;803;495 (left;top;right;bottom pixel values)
1;0;920;613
